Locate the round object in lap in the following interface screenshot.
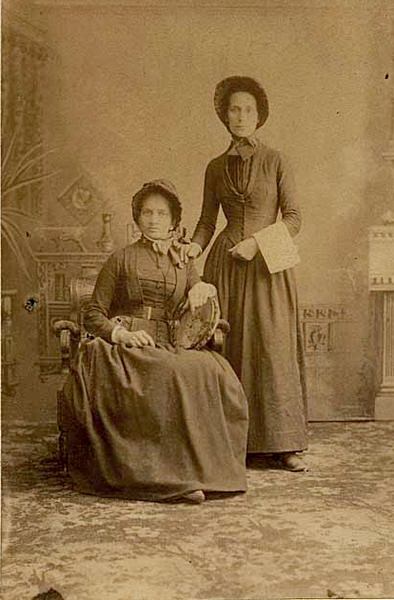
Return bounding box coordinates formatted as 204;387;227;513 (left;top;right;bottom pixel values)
171;296;220;350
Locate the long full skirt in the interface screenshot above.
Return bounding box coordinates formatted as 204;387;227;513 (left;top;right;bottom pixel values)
204;232;308;453
60;338;249;501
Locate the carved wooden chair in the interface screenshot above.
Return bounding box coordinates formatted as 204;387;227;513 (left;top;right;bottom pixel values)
52;276;230;470
53;277;97;469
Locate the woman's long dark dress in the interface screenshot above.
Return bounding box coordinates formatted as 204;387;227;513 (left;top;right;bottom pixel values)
192;140;308;453
61;238;249;501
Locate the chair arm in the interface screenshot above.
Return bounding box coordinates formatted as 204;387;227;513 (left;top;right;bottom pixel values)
53;320;81;338
208;319;230;353
216;319;230;334
52;320;81;373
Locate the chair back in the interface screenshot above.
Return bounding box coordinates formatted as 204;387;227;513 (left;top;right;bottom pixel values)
69;277;96;331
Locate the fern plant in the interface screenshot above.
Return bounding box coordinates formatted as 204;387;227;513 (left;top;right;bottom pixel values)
2;124;59;280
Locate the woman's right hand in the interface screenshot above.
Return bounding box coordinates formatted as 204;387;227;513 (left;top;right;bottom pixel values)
178;242;202;265
187;281;217;314
116;329;155;348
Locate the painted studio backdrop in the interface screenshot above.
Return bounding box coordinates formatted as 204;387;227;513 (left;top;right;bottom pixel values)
2;0;393;422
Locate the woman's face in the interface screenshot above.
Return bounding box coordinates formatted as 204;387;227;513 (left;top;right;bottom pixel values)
227;91;259;138
138;194;174;240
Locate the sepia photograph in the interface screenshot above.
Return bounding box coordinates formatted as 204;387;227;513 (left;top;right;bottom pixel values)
1;0;394;599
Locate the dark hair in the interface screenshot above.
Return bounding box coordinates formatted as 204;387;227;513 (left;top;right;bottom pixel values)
132;181;182;229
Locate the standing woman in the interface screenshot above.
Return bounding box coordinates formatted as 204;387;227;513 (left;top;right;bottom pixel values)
185;76;308;471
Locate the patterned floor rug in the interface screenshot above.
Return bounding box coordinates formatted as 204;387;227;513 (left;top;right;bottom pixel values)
2;421;394;600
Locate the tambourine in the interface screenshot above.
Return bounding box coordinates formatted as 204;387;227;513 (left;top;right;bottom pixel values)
170;295;221;350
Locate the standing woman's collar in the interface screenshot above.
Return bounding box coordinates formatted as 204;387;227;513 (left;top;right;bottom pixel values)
227;134;259;161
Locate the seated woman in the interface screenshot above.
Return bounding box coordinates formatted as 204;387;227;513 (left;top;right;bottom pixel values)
62;179;249;504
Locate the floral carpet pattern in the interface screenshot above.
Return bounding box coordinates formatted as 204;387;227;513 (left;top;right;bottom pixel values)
2;421;394;600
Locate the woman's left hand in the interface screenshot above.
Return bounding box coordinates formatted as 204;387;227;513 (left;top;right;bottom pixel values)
187;282;217;314
228;237;258;261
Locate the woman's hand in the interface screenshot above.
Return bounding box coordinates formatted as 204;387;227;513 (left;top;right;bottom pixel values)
116;329;155;348
187;281;217;314
178;242;203;266
228;237;258;261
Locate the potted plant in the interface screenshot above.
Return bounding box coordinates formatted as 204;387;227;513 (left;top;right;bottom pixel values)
2;125;59;280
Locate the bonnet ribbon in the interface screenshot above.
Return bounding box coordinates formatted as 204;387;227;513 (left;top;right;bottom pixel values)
227;135;258;161
144;232;189;268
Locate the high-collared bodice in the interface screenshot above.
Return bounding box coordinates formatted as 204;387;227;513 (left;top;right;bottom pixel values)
192;141;301;249
136;239;176;308
84;239;200;343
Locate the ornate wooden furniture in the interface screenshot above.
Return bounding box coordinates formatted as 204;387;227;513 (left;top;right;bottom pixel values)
368;98;394;420
369;212;394;419
36;253;109;379
1;289;19;395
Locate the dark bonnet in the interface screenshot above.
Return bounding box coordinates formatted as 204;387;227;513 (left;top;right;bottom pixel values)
132;179;182;228
214;76;269;130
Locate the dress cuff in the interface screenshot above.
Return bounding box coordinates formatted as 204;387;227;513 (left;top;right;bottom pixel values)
253;221;300;274
191;242;203;256
205;283;217;298
111;324;127;344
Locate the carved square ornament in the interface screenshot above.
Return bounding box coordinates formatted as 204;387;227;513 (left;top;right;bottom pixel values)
58;174;105;225
303;322;331;353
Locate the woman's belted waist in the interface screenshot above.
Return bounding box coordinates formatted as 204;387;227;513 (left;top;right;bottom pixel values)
131;306;168;321
112;307;171;345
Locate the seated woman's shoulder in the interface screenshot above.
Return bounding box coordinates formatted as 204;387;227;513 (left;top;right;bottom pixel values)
124;238;142;250
103;242;140;268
